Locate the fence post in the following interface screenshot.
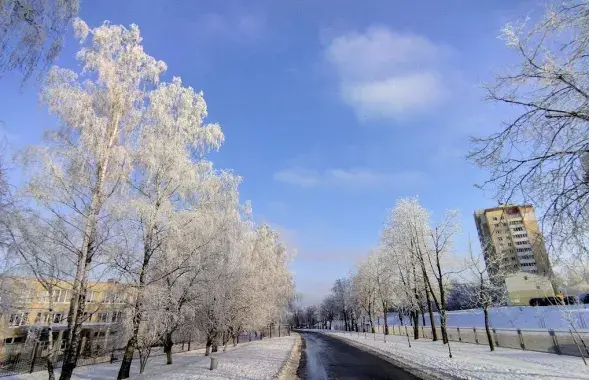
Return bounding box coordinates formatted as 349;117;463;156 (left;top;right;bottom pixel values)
473;327;479;345
517;329;526;350
457;327;462;343
29;342;40;373
549;329;561;355
570;329;587;365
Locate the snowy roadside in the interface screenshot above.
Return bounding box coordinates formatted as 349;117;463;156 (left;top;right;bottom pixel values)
318;330;589;380
4;335;296;380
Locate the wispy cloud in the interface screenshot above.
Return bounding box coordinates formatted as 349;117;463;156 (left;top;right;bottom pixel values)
273;167;426;189
195;11;266;44
325;26;452;121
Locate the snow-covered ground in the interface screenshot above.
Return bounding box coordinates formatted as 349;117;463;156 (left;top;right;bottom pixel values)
352;305;589;330
4;336;296;380
319;330;589;380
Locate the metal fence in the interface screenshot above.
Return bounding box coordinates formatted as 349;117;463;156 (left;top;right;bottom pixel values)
0;337;192;377
357;324;589;358
0;324;291;377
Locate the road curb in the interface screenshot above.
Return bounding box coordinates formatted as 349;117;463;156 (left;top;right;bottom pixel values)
323;332;463;380
276;333;302;380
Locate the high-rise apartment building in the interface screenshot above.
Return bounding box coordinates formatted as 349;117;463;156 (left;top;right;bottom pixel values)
474;204;553;277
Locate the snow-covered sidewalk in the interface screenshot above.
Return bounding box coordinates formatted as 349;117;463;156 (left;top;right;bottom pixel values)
5;335;296;380
320;330;589;379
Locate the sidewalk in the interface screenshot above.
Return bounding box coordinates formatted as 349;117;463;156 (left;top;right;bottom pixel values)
5;336;296;380
321;330;589;380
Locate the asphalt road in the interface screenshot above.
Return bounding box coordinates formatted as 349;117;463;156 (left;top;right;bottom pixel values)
297;331;420;380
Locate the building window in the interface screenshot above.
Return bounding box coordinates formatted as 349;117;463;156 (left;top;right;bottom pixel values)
9;313;29;326
498;237;503;241
492;217;497;221
98;312;109;323
53;289;70;303
85;291;97;303
52;313;63;324
511;257;516;261
111;311;123;323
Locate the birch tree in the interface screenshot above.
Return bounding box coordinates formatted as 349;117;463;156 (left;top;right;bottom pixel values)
383;198;439;341
114;76;225;379
464;239;508;352
424;210;460;348
0;0;79;81
5;210;72;380
19;18;166;380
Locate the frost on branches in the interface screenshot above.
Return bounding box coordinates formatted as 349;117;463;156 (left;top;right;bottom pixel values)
10;18;294;380
0;0;79;81
469;1;589;278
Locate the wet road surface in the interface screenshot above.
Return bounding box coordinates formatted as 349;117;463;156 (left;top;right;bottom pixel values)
297;331;420;380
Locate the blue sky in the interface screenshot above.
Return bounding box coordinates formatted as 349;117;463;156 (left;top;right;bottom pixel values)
0;0;541;305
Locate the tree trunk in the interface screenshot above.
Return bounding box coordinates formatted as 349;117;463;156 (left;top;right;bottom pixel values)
46;294;56;380
117;336;136;380
164;332;173;365
205;337;212;356
60;262;92;380
411;311;419;339
382;306;389;335
60;113;120;380
484;306;495;351
117;295;143;379
425;286;438;341
440;309;449;344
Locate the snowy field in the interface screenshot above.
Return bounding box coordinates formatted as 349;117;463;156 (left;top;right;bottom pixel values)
320;330;589;380
368;305;589;330
4;336;296;380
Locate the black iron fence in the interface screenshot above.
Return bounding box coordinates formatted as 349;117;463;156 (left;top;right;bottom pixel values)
0;337;193;377
0;324;291;377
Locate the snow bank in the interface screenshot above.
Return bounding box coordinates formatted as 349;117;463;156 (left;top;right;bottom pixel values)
321;330;589;380
4;336;296;380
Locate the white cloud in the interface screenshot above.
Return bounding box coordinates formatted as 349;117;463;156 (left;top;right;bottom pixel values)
325;26;450;121
273;167;425;188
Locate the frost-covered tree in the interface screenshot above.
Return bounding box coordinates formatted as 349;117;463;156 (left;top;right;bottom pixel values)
19;18;166;380
319;294;337;330
0;0;79;81
113;75;226;378
469;0;589;267
353;257;378;332
383;198;440;341
5;209;73;380
464;239;508;352
424;210;461;347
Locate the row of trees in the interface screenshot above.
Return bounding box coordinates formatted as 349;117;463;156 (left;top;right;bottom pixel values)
0;18;294;380
312;197;507;355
